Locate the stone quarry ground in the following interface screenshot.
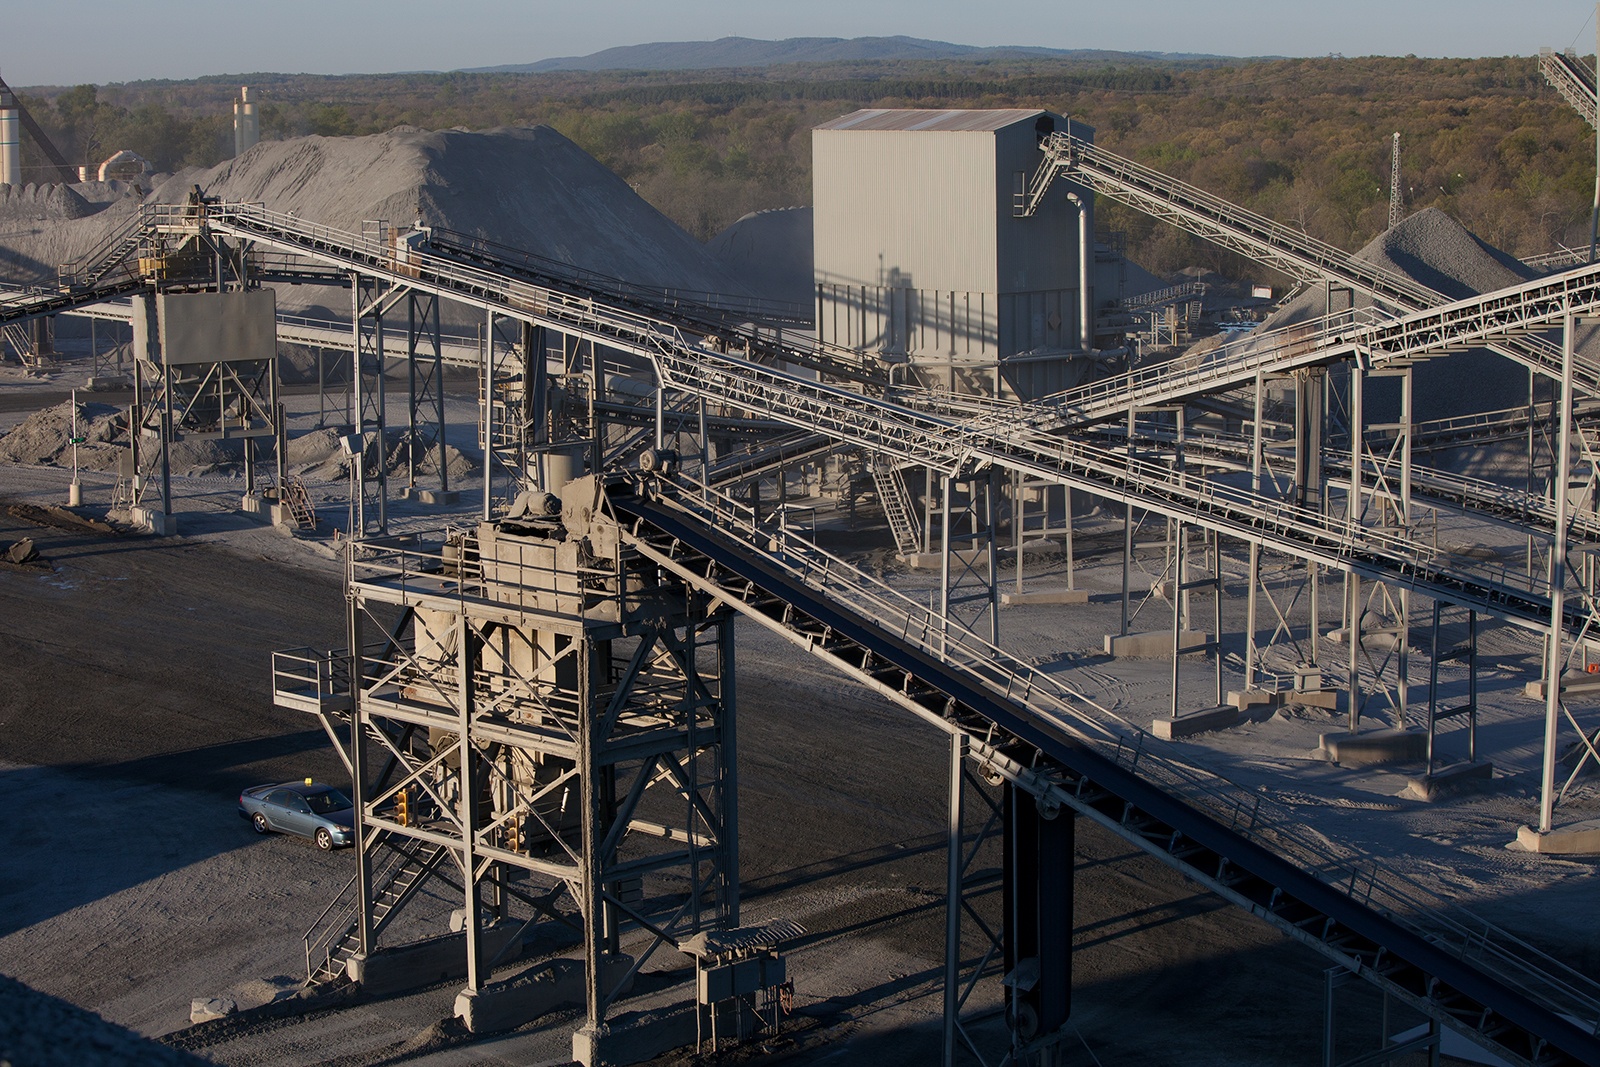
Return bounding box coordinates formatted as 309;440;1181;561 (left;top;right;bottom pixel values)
0;356;1596;1066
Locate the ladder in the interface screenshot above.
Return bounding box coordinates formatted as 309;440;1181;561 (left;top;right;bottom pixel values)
870;452;921;556
303;837;450;986
283;475;317;530
2;323;31;364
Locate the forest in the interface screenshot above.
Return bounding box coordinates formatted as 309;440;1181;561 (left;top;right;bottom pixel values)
11;53;1596;282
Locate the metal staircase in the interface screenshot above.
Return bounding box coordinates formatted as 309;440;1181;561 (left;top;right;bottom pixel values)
1;323;31;364
609;475;1600;1067
303;835;452;986
870;452;921;555
282;476;317;530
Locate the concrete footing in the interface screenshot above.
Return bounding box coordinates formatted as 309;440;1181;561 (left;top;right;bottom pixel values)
572;1003;699;1067
1228;688;1339;713
1514;819;1600;855
1104;630;1210;658
1000;587;1089;606
399;487;461;505
346;922;522;997
455;953;634;1034
1315;728;1427;767
1524;673;1600;701
129;506;173;535
86;374;132;391
1402;761;1494;802
1151;705;1240;739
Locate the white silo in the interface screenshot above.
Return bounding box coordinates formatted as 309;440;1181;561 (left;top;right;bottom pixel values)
0;79;20;187
233;86;259;157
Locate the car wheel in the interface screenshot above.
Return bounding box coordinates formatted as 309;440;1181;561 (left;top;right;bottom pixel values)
252;812;270;835
315;828;333;852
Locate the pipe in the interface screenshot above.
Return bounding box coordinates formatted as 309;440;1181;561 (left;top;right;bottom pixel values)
0;84;19;188
1065;191;1094;352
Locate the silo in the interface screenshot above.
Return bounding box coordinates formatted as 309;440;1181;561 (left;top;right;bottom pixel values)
0;81;20;187
812;109;1098;401
233;86;259;157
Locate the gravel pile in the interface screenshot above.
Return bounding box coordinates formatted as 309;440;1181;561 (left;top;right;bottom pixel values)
706;206;813;306
0;401;124;471
2;126;751;315
1254;208;1546;422
0;973;210;1067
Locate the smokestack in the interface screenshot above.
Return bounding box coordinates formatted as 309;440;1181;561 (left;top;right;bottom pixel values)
0;77;20;187
233;86;259;158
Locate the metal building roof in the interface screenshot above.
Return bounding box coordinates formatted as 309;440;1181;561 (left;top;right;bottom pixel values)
813;108;1051;133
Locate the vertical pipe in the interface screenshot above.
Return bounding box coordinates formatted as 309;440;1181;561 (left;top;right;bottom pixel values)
1170;523;1183;721
940;474;955;657
407;296;420;490
0;89;20;188
483;310;495;521
1064;487;1076;591
433;302;448;494
458;613;482;992
1347;573;1361;733
719;613;739;927
987;470;1000;647
942;732;967;1067
1212;531;1223;708
350;595;373;957
1541;315;1575;834
1468;610;1479;765
1427;600;1441;776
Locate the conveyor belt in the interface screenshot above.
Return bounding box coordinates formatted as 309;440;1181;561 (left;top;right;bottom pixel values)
612;480;1600;1067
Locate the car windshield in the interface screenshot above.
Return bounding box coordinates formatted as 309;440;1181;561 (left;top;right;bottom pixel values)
304;789;352;814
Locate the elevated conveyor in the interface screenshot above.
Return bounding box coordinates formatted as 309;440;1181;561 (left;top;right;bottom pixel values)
1022;132;1594;401
1540;48;1598;130
176;201;1600;635
609;476;1600;1067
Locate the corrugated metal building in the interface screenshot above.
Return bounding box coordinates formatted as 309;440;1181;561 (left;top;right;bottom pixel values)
813;108;1104;399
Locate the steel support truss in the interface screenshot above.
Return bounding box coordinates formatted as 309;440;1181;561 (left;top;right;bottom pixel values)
298;515;740;1045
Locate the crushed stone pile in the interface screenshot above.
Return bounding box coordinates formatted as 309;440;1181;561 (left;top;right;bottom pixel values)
0;973;211;1067
1254;208;1544;422
0;399;245;476
285;426;476;484
4;126;755;327
0;400;125;470
706;206;813;307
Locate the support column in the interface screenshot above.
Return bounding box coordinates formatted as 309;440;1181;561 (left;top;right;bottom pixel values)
942;732;968;1067
1541;315;1576;833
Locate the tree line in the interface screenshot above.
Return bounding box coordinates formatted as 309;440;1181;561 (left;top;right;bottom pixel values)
12;54;1596;281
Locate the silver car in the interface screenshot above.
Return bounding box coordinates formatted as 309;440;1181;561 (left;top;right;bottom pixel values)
238;780;355;851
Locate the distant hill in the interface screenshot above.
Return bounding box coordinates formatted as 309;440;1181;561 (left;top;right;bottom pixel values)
461;35;1236;74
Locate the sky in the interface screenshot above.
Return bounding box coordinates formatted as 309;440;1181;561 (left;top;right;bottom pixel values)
9;0;1600;87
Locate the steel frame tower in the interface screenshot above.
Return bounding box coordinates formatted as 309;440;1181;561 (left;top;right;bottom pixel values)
295;486;742;1058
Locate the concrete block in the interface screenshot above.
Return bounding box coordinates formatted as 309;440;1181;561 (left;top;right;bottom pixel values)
1000;587;1090;606
1228;688;1340;713
1316;728;1427;767
1402;761;1494;802
129;506;174;535
902;549;987;570
86;375;132;391
1515;819;1600;855
1151;705;1241;739
400;487;461;505
346;922;522;997
455;954;634;1034
189;997;236;1024
1524;672;1600;701
573;1002;699;1067
1103;631;1210;658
